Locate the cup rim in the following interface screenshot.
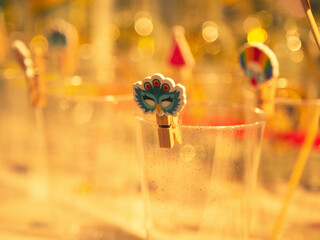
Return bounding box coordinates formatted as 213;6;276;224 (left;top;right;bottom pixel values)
135;101;268;130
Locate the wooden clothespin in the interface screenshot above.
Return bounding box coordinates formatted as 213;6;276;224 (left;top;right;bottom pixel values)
168;25;195;90
11;40;46;108
30;35;48;107
133;73;186;148
239;42;279;116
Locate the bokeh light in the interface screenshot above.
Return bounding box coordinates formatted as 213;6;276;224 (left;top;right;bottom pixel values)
287;36;301;51
30;35;49;53
134;12;153;36
247;28;268;43
290;50;304;62
79;44;94;60
286;29;301;52
202;21;219;42
277;78;288;88
243;16;261;33
71;75;82;86
138;36;154;59
205;42;221;55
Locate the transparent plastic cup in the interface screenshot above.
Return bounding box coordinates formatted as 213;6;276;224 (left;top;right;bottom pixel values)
242;77;320;240
250;97;320;240
0;70;36;193
0;66;53;236
41;80;144;238
136;102;267;240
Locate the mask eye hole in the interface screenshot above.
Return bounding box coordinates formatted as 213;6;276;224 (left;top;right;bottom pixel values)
143;95;155;106
161;96;173;107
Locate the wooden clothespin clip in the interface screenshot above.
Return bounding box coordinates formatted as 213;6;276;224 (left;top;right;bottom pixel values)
11;40;46;108
168;25;195;90
239;42;279;116
30;36;48;107
133;73;186;148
